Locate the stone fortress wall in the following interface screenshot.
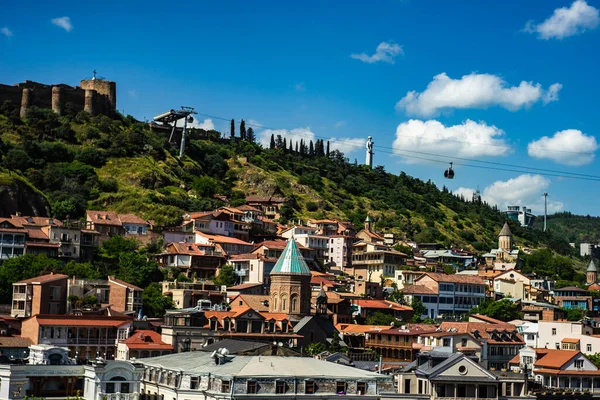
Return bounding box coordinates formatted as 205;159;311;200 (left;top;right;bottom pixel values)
0;77;117;118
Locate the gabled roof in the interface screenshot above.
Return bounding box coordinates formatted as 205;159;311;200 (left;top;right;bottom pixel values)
15;273;68;285
418;272;485;285
86;210;122;226
195;232;253;246
117;214;148;224
534;349;580;369
353;299;412;311
121;330;172;351
270;239;311;276
230;294;270;312
108;276;143;291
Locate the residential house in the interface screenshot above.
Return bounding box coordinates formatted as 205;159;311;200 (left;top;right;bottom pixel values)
420;249;476;270
0;218;26;260
107;276;143;315
327;235;354;269
536;320;600;354
356;216;385;245
510;347;600;392
554;286;592;311
350;241;407;284
85;210;126;242
161;280;227;309
155;242;226;280
245;195;287;219
395;351;527;399
194;231;254;256
279;225;318;238
11;273;69;318
290;233;329;263
116;329;173;360
352;299;413;322
228;253;277;285
364;325;439;362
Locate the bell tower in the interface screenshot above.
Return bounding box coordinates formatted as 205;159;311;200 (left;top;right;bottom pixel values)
269;239;312;316
587;260;598;285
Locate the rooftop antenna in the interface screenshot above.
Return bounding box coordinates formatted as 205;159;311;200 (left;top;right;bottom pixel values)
542;192;548;232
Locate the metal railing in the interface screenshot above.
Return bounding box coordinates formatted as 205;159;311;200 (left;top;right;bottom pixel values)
99;393;139;400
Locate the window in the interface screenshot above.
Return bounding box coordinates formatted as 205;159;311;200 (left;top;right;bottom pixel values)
461;338;468;347
357;382;367;395
442;338;451;347
221;380;231;393
552;328;557;335
588;344;592;352
505;384;512;396
305;380;315;394
106;383;115;393
575;360;584;368
276;381;286;394
292;297;298;312
404;379;411;394
336;381;346;394
247;381;257;394
190;377;200;389
523;356;533;365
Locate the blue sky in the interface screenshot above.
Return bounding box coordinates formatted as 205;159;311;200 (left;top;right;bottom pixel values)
1;0;600;215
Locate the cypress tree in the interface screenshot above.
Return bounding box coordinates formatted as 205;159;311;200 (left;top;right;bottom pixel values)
270;134;276;149
295;142;299;153
230;119;235;138
247;127;255;143
309;140;314;156
276;135;283;148
240;120;246;140
283;137;287;152
326;141;330;157
289;140;293;152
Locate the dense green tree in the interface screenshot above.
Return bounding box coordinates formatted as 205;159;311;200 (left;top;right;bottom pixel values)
240;119;246;140
3;148;32;171
247;127;255;143
562;307;585;321
470;299;521;322
116;251;161;289
329;331;341;353
270;134;276;149
143;282;175;317
98;236;139;260
0;255;61;302
213;264;236;287
326;141;330;157
411;297;427;322
305;342;327;356
366;311;396;326
230;119;235;138
588;353;600;367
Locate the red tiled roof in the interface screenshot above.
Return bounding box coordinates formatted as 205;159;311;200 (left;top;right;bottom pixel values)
195;232;253;246
25;242;60;248
561;338;581;343
86;210;122;226
25;229;50;240
164;242;223;257
353;299;412;311
311;276;340;288
118;214;147;224
402;285;437;295
236;204;263;213
534;349;579;368
16;273;68;284
253;240;307;250
336;324;390;334
228;282;263;290
470;314;512;325
11;216;62;227
0;337;32;347
120;330;172;351
258;312;289;321
534;368;600;375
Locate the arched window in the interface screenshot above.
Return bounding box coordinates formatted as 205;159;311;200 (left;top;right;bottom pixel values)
272;295;278;311
281;295;287;311
291;295;298;312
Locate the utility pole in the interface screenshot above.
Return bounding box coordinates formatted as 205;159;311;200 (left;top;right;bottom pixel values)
543;192;548;232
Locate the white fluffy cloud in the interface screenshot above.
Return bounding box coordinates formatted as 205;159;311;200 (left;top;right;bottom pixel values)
524;0;599;39
392;119;511;162
456;174;564;214
257;127;363;154
51;16;73;32
396;72;562;117
171;117;214;130
1;27;13;37
351;42;403;64
528;129;598;166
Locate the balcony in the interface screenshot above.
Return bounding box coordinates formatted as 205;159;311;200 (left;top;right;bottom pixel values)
12;292;31;301
235;270;248;277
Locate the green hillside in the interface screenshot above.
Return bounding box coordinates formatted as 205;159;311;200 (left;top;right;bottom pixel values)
0;103;574;253
532;212;600;244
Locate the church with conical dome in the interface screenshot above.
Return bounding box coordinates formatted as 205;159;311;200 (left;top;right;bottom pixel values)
268;239;312;316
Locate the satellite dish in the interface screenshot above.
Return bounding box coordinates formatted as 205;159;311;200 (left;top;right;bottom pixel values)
273;341;277;345
278;342;283;347
210;350;217;358
220;348;230;356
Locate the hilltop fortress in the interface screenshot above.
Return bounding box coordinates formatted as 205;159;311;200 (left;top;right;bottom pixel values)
0;74;116;118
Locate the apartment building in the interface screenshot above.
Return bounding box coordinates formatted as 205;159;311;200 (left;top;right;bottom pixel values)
228;253;277;285
364;325;438;362
11;273;68;317
194;231;254;255
327;235;354;268
107;276;144;314
0;218;26;260
554;286;592;310
292;234;330;263
407;273;486;319
116;329;173;360
161;280;227;309
350;242;407;284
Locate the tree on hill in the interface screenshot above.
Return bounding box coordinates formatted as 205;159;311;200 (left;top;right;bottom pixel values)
213;264;236;287
247;127;255;143
270;134;276;149
230;119;235;138
240;119;246;140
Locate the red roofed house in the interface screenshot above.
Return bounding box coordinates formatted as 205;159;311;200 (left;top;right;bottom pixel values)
86;210;125;242
117;330;173;360
194;231;254;256
353;299;414;322
21;314;133;360
511;347;600;391
245;195;286;220
365;324;440;362
11;273;69;317
0;218;26;260
108;276;143;315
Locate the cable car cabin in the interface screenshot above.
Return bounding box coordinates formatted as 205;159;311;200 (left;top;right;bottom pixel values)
444;162;455;179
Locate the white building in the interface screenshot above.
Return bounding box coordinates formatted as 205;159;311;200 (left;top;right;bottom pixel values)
536;320;600;354
327;235;353;268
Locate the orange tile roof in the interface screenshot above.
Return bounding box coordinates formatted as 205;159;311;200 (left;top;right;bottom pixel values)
195;232;253;245
120;330;173;351
561;338;581;343
230;294;270;312
25;241;60;248
353;299;412;311
470;314;512;325
165;242;223;256
508;354;520;365
258;312;289;321
16;273;68;284
534;368;600;375
187;211;214;219
228;282;263;290
534;349;579;369
402;285;437;295
311;276;340;288
11;216;63;227
25;229;50;240
336;324;390;334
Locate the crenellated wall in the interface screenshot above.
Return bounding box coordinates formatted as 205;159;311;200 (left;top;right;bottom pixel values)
0;78;117;118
